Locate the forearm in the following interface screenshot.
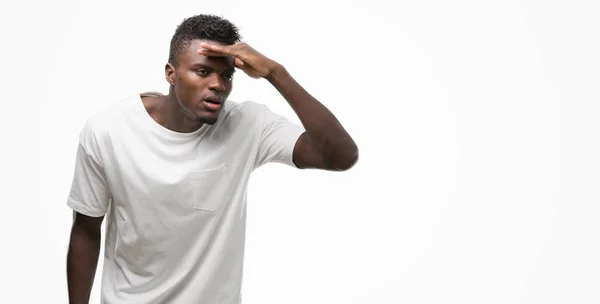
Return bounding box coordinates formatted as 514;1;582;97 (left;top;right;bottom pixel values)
266;65;358;167
67;226;101;304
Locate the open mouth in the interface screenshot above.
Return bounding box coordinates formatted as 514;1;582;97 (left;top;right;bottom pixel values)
203;96;223;111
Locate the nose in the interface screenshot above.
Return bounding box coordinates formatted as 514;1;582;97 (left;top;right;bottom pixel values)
208;74;225;92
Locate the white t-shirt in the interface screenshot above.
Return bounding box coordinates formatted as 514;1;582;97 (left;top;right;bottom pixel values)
67;92;305;304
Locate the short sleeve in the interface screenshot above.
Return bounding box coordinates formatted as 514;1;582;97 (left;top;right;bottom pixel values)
66;131;111;217
254;105;305;168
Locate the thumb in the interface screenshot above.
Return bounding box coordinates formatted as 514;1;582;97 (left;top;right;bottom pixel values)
234;57;244;69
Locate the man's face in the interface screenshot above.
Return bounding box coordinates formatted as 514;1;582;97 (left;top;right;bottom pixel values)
166;39;235;125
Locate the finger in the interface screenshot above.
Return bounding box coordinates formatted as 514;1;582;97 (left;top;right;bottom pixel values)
197;49;230;57
199;42;235;56
234;57;244;69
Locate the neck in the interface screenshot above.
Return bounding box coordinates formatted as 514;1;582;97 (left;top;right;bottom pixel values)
151;92;204;133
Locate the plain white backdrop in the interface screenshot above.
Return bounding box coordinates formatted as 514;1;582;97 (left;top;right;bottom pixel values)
0;0;599;303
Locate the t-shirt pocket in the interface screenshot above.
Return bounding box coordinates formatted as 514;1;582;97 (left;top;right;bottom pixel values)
188;163;230;212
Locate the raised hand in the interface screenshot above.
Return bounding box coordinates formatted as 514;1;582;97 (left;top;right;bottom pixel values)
198;42;281;79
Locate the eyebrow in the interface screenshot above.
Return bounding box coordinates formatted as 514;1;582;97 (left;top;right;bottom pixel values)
191;62;235;73
191;62;211;69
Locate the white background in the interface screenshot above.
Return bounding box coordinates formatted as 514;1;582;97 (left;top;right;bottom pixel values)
1;0;599;303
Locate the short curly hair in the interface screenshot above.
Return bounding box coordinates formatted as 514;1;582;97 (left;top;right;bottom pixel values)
168;14;242;66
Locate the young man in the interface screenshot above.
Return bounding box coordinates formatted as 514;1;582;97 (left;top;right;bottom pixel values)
66;14;358;304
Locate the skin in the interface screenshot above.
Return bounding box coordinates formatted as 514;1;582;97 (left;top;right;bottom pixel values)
67;38;358;304
151;39;237;131
196;40;359;170
67;213;103;304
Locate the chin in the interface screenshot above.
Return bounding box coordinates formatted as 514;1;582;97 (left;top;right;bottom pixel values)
201;118;218;125
197;112;220;125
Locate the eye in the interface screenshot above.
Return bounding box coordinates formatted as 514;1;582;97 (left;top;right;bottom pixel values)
196;69;209;76
223;74;234;81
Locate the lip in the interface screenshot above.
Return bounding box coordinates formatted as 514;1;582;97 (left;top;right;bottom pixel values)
203;96;223;111
204;96;224;104
203;101;221;111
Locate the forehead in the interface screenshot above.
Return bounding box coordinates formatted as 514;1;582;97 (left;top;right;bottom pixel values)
177;39;234;69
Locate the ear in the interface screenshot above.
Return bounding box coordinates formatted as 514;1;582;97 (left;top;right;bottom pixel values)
165;63;176;86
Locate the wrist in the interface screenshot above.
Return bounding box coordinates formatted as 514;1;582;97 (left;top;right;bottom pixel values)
265;63;287;83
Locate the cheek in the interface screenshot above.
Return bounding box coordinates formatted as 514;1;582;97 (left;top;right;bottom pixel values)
176;74;205;97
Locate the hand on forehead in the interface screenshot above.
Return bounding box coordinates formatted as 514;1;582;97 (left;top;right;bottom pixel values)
182;40;235;69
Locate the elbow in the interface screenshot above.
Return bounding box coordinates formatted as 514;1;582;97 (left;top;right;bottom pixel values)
337;150;359;171
324;140;359;171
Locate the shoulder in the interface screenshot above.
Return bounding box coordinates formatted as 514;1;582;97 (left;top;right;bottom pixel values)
218;100;270;128
222;100;268;117
78;94;137;151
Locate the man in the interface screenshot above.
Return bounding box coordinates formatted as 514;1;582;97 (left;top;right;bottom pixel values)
66;14;358;304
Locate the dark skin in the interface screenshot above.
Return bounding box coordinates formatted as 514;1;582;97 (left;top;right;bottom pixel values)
67;39;358;304
149;39;358;170
145;39;237;131
67;213;103;304
196;39;358;170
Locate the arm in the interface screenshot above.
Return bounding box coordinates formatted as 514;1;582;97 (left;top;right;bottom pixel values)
198;42;359;171
67;212;103;304
266;65;358;170
65;129;112;302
